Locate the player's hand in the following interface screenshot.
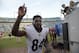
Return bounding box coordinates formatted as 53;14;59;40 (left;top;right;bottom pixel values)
18;4;27;17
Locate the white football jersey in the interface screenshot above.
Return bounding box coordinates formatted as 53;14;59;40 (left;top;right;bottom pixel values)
24;25;49;53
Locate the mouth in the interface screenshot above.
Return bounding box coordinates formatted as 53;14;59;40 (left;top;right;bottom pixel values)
36;24;41;27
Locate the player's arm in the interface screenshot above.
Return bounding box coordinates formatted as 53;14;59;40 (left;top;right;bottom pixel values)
11;4;27;37
43;34;49;49
42;34;50;53
44;33;53;53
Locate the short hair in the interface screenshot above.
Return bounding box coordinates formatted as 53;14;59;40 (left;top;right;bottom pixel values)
33;15;42;20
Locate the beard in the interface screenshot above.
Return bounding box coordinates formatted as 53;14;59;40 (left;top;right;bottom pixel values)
38;24;41;28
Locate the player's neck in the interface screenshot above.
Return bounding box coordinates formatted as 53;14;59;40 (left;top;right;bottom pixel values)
33;24;42;33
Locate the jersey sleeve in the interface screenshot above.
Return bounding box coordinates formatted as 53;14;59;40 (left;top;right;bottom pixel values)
24;25;30;37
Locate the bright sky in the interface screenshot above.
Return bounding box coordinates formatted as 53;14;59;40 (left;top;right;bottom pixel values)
0;0;78;19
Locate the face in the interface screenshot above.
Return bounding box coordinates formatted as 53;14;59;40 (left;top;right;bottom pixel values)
33;17;42;28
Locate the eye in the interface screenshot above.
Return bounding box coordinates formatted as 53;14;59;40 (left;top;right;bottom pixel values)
35;20;41;22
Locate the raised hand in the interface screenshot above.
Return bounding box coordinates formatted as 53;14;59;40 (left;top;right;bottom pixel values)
18;4;27;17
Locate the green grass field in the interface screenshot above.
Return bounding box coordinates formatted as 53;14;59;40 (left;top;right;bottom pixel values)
0;37;26;49
0;33;54;49
0;33;53;49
